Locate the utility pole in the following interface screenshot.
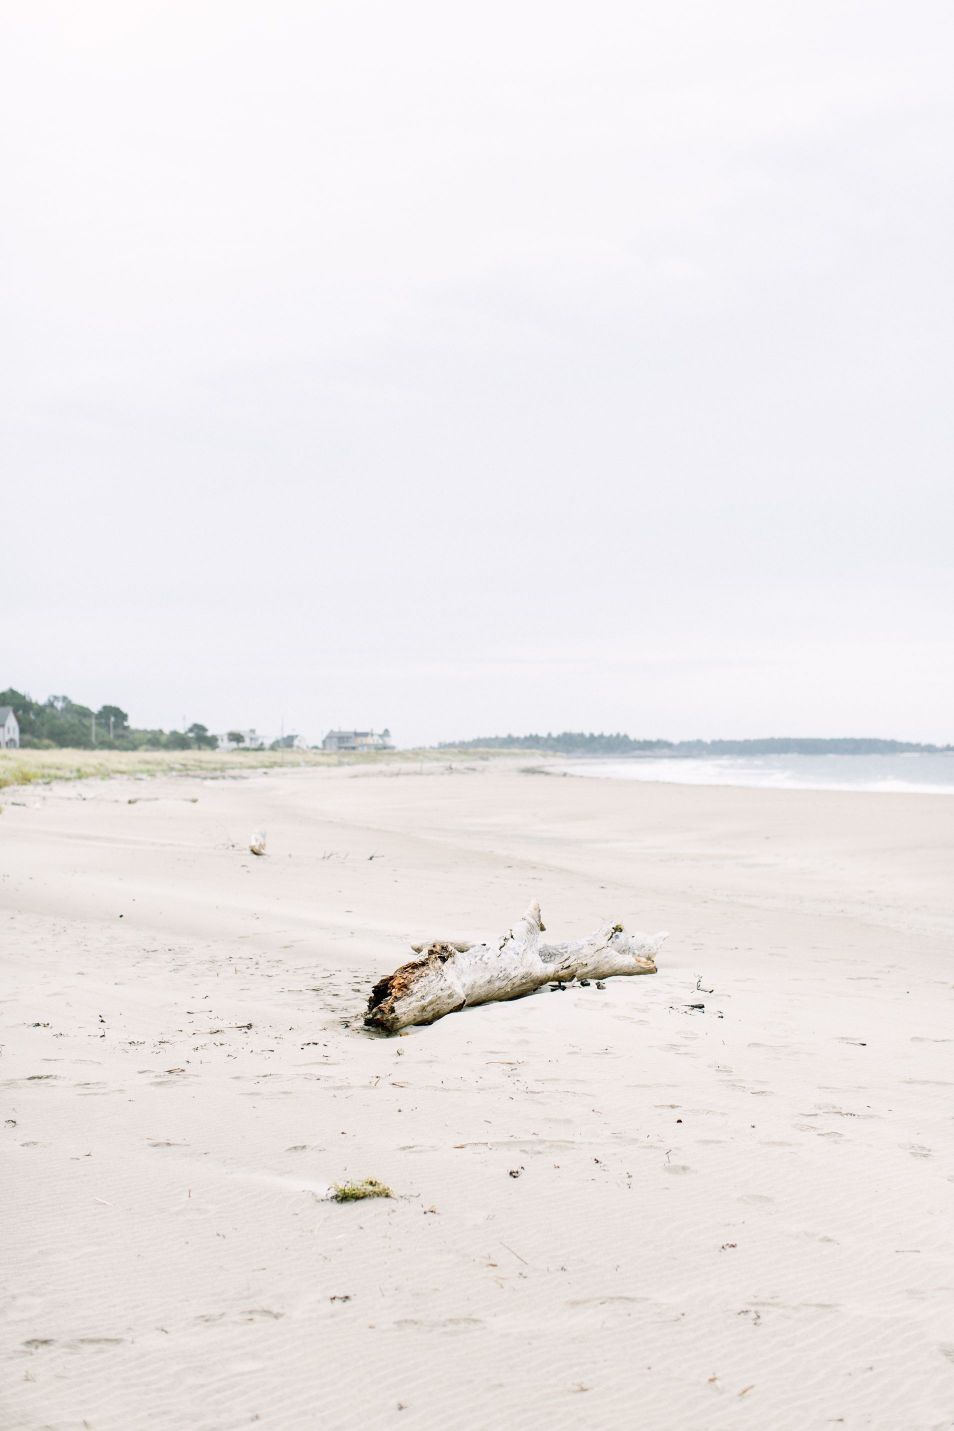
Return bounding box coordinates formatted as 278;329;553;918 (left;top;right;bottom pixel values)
91;712;96;745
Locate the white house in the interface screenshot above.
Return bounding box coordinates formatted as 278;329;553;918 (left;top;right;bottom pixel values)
215;728;266;751
0;706;20;749
322;728;392;753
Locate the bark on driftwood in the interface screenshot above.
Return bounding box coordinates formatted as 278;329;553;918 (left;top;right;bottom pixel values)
365;901;666;1033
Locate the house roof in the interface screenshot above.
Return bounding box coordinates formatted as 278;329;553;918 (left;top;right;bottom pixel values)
0;706;15;722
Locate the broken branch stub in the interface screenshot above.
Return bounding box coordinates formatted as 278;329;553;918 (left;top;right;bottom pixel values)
365;900;666;1033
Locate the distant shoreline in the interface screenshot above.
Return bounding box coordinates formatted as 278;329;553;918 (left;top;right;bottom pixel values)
541;746;954;761
444;736;954;758
539;749;954;797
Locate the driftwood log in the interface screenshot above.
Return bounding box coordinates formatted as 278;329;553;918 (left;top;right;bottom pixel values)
365;900;666;1033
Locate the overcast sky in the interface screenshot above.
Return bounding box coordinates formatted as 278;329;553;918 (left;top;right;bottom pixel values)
2;2;952;745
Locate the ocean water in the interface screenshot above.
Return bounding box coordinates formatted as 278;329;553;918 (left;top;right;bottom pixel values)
548;752;954;795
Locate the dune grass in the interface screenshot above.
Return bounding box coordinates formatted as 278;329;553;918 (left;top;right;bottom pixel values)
0;745;511;793
0;747;314;791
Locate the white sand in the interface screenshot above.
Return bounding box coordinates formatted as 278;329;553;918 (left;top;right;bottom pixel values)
3;761;954;1429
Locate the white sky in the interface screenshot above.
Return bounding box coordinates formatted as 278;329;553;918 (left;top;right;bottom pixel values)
2;1;952;745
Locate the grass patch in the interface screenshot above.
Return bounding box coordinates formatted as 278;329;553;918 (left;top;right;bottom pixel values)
0;746;520;793
330;1178;393;1203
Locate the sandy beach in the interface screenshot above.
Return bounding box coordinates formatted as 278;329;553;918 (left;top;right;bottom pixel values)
3;759;954;1430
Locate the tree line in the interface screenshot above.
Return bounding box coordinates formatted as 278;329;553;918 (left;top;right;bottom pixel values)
440;732;672;754
0;689;218;751
441;732;951;756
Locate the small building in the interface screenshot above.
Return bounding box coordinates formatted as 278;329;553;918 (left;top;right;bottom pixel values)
322;728;392;753
216;728;266;752
271;734;307;751
0;706;20;749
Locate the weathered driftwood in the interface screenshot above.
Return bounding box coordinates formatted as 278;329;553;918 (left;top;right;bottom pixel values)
365;901;666;1033
410;940;472;954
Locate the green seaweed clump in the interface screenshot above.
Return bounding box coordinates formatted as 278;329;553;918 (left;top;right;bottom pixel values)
331;1178;393;1203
